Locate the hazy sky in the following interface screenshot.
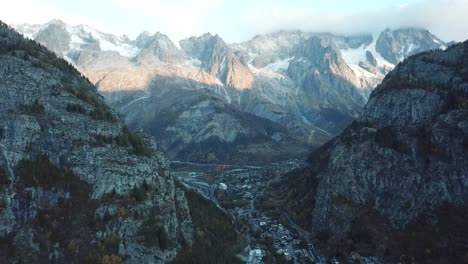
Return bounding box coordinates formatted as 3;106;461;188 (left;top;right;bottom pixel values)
1;0;467;43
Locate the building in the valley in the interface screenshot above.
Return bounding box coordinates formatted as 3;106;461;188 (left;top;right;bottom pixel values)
219;182;228;190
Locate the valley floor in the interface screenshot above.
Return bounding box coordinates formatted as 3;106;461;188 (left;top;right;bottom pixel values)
172;159;332;264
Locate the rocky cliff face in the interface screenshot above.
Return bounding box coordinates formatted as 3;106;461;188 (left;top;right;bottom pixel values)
0;21;194;263
287;36;365;131
14;20;449;163
267;40;468;262
180;33;254;89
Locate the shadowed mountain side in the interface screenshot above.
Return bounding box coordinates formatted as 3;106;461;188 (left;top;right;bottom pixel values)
0;21;197;263
103;75;311;164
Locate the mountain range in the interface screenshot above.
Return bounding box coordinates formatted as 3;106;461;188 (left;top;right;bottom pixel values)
14;19;449;163
1;17;467;264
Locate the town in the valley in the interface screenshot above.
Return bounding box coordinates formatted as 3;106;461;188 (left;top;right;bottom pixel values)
171;159;331;264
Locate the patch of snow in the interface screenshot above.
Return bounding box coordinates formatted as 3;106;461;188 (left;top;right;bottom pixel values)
301;115;312;126
249;64;286;80
127;91;150;106
21;32;35;39
248;63;257;72
68;24;140;57
367;39;395;68
309;126;331;138
431;36;442;44
186;58;203;68
221;87;232;104
406;43;419;54
247;53;259;64
399;47;405;62
341;40;394;84
71;34;85;44
69;34;85;51
98;38;140;57
262;57;294;72
341;45;368;66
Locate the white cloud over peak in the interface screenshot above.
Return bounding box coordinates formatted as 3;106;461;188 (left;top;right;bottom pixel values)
0;0;104;29
240;0;468;42
0;0;467;43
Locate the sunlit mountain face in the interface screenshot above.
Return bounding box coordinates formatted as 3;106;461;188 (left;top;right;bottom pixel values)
14;20;448;163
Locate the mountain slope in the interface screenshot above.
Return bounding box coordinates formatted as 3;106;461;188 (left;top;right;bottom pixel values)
105;76;304;164
0;21;196;263
264;40;468;262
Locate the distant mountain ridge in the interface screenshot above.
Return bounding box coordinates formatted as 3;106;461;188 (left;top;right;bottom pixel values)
14;20;449;163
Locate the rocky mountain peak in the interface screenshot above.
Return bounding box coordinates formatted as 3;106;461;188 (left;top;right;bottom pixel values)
293;35;360;87
180;33;254;89
135;30;151;42
133;31;184;63
120;34;130;42
34;21;71;54
199;32;214;40
45;18;67;28
298;36;340;63
133;31;154;50
179;32;218;60
135;32;171;47
376;27;446;64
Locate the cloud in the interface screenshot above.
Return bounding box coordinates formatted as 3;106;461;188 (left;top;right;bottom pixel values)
0;0;466;43
0;0;60;24
240;0;468;42
110;0;229;41
111;0;467;43
0;0;104;29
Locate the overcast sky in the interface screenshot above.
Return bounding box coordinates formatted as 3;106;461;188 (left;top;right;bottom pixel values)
1;0;467;43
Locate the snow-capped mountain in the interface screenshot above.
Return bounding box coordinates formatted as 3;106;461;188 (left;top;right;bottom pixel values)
13;20;449;163
376;28;446;64
16;19;138;57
